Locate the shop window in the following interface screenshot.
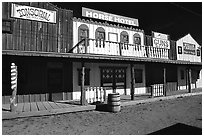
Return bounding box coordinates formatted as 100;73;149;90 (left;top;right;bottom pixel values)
120;31;129;43
180;70;184;80
2;19;13;34
135;69;143;83
78;68;90;86
197;49;200;56
178;46;182;54
133;33;141;45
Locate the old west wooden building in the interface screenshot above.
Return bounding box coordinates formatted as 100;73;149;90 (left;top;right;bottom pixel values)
2;2;202;104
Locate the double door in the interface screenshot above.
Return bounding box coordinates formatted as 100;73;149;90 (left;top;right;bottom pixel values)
101;67;126;93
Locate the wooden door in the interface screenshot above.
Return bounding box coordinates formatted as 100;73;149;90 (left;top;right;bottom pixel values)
101;67;126;93
47;68;63;101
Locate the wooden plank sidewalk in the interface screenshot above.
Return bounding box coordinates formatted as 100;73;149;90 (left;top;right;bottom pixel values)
2;101;79;113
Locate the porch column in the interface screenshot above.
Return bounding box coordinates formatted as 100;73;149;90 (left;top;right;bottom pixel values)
81;62;86;105
130;64;135;100
85;38;88;54
163;67;167;96
187;68;192;93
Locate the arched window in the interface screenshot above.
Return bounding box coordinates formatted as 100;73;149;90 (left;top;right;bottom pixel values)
78;24;89;42
120;31;129;43
95;27;105;47
133;33;141;45
95;27;105;40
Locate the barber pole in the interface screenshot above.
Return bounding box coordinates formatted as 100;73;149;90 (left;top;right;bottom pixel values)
10;63;18;112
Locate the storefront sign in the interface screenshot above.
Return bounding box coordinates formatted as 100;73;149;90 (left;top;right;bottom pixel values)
11;3;56;23
152;38;170;49
183;42;196;55
152;31;169;40
82;7;139;26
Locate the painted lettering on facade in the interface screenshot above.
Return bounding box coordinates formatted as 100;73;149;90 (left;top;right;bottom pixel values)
82;7;139;26
152;38;170;49
183;42;196;55
11;3;56;23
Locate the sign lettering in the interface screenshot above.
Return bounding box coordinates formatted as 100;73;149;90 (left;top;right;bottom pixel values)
152;38;170;49
183;42;196;55
82;7;139;26
11;4;56;23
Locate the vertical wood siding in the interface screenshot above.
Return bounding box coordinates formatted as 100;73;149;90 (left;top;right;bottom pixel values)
2;2;73;53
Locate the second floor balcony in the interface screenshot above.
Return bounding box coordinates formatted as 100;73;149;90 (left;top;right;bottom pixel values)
71;38;175;60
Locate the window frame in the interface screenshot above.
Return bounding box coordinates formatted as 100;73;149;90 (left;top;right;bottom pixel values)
133;33;141;45
2;19;13;34
77;68;90;86
180;70;184;80
134;69;143;83
120;31;129;43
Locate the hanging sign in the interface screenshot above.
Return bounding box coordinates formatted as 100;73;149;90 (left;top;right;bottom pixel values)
183;42;196;55
82;7;139;26
11;3;56;23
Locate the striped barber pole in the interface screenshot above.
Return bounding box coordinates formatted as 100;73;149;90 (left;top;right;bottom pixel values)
11;63;17;90
10;63;18;112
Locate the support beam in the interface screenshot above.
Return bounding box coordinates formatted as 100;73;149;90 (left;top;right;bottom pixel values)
163;67;167;96
130;64;135;100
188;68;192;93
80;62;86;105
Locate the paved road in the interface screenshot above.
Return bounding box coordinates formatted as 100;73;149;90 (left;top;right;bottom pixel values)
2;95;202;135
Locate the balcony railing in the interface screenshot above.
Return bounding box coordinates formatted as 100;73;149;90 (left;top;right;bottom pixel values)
71;38;170;59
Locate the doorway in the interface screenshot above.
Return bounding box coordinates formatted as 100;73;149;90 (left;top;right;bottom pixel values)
47;68;63;101
100;67;126;93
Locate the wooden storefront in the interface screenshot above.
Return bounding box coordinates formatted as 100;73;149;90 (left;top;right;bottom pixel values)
2;2;74;104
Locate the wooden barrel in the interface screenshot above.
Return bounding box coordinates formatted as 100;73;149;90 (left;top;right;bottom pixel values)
107;93;121;113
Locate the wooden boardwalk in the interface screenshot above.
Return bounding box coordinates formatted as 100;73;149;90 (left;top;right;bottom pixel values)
2;101;80;113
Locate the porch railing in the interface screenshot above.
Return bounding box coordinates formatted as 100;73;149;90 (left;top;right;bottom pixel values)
72;38;170;59
85;87;106;104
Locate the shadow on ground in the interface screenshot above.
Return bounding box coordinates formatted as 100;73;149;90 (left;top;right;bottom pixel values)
148;123;202;135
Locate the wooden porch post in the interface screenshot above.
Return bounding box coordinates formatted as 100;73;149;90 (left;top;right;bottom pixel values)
10;63;18;112
81;62;86;105
85;38;88;54
163;67;167;96
188;68;192;93
130;64;135;100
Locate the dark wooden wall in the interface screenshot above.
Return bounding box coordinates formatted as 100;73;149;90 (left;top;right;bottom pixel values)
2;2;73;53
2;55;73;104
145;63;178;86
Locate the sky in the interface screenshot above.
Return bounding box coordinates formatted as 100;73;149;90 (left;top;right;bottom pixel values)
52;2;202;45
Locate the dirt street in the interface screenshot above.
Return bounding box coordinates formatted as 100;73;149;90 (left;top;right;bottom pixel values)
2;95;202;135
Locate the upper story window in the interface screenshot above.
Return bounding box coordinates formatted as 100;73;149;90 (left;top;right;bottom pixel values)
78;24;89;41
95;27;105;47
133;33;141;45
95;27;105;40
120;31;129;43
2;19;13;34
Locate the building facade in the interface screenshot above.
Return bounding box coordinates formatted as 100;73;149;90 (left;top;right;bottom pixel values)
2;2;202;104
